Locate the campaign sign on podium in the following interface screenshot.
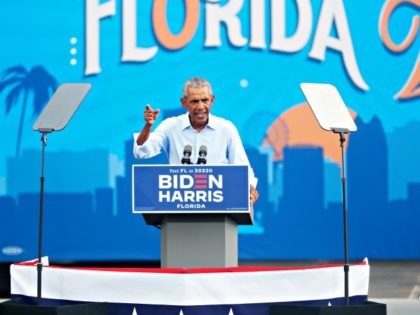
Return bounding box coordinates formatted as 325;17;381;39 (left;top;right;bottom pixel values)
132;164;250;214
132;164;252;267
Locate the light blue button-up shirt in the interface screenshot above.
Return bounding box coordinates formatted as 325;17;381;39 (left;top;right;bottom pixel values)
133;113;258;187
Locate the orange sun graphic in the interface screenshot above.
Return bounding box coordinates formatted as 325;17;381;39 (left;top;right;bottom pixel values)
263;102;357;164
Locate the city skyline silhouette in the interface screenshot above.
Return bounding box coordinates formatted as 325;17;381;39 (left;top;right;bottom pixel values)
1;113;419;262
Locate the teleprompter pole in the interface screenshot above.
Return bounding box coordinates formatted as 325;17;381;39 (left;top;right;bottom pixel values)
37;131;49;302
333;128;350;306
32;83;92;303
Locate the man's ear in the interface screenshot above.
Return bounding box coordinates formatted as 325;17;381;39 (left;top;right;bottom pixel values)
180;97;187;108
208;95;215;107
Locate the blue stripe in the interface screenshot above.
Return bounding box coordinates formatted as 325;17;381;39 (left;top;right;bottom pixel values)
11;294;368;315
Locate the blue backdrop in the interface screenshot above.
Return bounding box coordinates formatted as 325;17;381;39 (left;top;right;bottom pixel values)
0;0;419;262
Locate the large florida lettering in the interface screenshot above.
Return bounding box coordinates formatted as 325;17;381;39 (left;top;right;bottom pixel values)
84;0;367;91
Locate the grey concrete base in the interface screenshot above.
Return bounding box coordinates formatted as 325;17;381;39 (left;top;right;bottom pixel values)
372;299;420;315
161;214;238;268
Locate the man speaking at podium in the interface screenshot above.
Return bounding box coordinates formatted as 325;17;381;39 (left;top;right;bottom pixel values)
133;77;259;205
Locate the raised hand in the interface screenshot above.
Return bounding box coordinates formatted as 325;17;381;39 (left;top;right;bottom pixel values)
144;104;160;125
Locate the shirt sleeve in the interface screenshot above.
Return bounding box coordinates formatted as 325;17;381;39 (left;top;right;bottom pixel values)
133;119;172;159
226;122;258;188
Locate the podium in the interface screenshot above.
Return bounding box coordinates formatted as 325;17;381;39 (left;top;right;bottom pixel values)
132;165;253;268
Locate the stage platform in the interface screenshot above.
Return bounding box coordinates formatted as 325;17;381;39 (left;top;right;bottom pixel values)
8;259;370;315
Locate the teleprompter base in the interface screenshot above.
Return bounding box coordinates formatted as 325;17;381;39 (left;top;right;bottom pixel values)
0;299;109;315
269;301;386;315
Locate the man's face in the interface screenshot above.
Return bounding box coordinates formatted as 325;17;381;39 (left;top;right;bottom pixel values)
181;86;215;130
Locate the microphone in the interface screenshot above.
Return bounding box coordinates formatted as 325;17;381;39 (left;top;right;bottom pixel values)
197;145;207;164
181;145;192;164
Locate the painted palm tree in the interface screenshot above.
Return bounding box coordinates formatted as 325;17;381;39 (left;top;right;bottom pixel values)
0;65;58;157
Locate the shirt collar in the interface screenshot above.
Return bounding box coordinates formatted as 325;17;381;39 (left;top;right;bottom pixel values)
181;113;190;130
181;113;216;131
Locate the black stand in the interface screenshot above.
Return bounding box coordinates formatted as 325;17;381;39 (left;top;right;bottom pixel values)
31;83;91;302
295;83;387;314
37;131;49;301
333;128;350;305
